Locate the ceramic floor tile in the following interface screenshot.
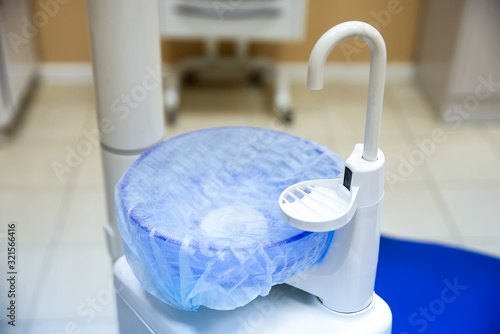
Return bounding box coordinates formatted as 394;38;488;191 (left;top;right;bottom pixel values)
14;102;91;143
27;85;96;116
246;112;289;130
324;99;368;138
480;129;500;160
386;82;442;135
12;316;118;334
439;185;500;238
0;244;47;322
0;140;84;186
12;85;93;140
486;121;500;134
439;121;496;135
167;110;251;134
327;134;360;160
0;320;30;334
391;99;440;137
289;81;370;113
389;81;498;135
462;237;500;258
320;81;371;103
381;137;430;189
424;132;500;183
78;105;100;143
323;98;405;139
82;105;99;131
284;109;335;149
75;146;105;186
180;85;267;113
387;80;430;104
58;185;107;244
77;317;119;334
32;243;116;320
166;86;261;136
0;186;64;244
165;110;277;141
381;181;461;244
289;83;329;112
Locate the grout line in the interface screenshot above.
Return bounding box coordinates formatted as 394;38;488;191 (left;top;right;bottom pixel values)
23;89;106;329
479;130;500;161
434;179;500;188
19;315;117;332
384;82;466;245
420;169;467;245
23;172;80;330
384;84;424;147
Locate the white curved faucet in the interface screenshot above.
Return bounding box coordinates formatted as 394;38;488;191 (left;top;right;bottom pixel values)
308;21;386;162
282;22;390;327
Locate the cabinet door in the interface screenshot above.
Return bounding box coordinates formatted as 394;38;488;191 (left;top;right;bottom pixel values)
159;0;306;41
0;0;38;127
449;0;500;96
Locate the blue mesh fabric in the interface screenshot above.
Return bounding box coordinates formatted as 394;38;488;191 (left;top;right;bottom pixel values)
116;127;344;311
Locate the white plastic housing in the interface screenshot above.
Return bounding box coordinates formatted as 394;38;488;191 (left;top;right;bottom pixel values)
279;179;359;232
86;0;164;151
282;21;389;314
101;150;143;261
114;256;392;334
286;144;385;313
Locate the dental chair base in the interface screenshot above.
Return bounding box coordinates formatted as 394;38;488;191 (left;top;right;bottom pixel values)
114;256;392;334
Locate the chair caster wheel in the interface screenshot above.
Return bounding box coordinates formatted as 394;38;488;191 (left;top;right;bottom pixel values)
275;107;294;124
183;71;198;86
166;109;177;124
282;109;294;124
248;70;265;87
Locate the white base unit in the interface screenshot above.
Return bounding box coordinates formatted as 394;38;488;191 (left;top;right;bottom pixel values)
114;256;392;334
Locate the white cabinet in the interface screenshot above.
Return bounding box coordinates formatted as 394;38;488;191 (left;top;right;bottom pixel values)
417;0;500;121
158;0;307;122
159;0;306;41
0;0;38;130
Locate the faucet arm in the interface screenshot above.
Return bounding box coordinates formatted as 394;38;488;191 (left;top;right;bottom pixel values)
307;21;387;162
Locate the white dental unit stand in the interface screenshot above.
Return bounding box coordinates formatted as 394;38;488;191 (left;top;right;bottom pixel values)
86;0;391;331
86;0;165;262
281;21;388;315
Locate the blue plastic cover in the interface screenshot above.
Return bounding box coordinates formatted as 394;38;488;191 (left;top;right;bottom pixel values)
115;127;344;311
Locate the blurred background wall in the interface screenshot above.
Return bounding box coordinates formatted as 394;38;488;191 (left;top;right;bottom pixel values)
32;0;426;64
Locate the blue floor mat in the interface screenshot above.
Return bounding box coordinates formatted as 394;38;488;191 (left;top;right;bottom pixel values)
376;237;500;334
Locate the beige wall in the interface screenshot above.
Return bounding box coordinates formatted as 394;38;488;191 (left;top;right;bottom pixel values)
32;0;425;63
32;0;90;62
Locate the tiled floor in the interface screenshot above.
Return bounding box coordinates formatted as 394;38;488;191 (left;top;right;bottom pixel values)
1;77;499;333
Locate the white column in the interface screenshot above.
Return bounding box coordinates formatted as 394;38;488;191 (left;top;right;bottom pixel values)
86;0;165;261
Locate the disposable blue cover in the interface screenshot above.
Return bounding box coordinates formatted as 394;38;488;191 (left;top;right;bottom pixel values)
116;127;344;311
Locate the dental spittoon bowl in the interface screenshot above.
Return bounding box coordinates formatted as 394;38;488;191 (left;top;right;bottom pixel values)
115;127;344;311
